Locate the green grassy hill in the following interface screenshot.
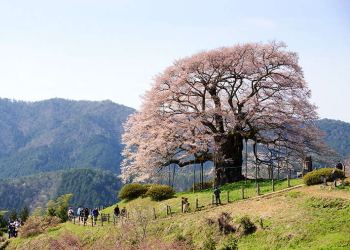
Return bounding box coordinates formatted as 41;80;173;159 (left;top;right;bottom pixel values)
3;179;350;249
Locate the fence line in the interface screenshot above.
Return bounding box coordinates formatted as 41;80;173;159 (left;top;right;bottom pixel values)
70;180;300;227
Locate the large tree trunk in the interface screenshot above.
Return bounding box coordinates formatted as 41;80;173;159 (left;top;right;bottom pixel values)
214;131;244;185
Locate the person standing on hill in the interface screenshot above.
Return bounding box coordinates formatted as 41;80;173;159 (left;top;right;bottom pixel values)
336;161;343;171
214;187;221;205
114;205;120;219
68;207;75;221
83;207;89;225
77;206;83;222
181;197;190;212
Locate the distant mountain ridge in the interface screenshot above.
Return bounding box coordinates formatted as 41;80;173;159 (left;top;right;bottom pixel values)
314;118;350;158
0;98;135;178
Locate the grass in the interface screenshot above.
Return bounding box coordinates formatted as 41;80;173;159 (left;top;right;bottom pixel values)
3;178;350;249
102;178;302;219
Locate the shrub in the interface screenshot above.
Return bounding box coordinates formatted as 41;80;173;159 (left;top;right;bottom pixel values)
145;185;175;201
238;216;256;234
202;236;217;250
303;168;346;186
19;216;61;238
220;235;238;250
118;183;148;200
188;180;214;191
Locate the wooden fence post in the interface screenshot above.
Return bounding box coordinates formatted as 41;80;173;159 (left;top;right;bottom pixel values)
272;179;275;192
241;187;244;199
227;191;229;203
287;170;291;187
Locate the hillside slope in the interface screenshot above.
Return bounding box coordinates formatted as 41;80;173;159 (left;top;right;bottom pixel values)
4;183;350;249
0;168;122;212
0;98;135;178
315;118;350;157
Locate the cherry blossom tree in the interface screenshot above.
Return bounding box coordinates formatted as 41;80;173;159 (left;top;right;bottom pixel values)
122;41;328;185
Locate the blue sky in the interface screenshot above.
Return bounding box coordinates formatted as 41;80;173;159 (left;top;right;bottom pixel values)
1;0;349;122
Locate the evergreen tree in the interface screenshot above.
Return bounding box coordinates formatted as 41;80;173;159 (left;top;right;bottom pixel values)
55;194;73;222
20;206;29;222
45;200;57;217
0;211;7;228
9;209;18;220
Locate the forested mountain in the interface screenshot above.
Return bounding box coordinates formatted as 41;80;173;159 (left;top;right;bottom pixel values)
0;98;135;178
0;168;123;213
0;98;349;215
315;119;350;158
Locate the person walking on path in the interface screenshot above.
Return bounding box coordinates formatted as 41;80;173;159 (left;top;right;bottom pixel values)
68;207;75;221
82;207;89;225
77;206;83;222
214;187;221;205
181;197;190;212
92;208;99;225
114;205;120;222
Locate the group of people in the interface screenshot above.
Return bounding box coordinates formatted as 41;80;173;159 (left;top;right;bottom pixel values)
7;218;23;238
113;205;127;219
67;206;100;224
181;186;221;212
67;205;129;225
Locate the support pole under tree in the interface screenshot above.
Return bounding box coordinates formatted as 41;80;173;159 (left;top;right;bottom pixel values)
172;163;176;188
287;169;291;187
254;136;258;186
193;158;196;193
200;162;204;190
245;138;248;184
168;164;171;187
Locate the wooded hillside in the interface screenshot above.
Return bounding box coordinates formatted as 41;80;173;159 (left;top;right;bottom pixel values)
315;118;350;158
0;98;135;178
0;168;122;213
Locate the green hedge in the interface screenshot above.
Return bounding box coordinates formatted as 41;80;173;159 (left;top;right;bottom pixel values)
145;185;175;201
303;168;346;186
118;183;148;200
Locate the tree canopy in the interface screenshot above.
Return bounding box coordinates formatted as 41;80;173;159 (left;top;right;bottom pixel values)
122;41;328;185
